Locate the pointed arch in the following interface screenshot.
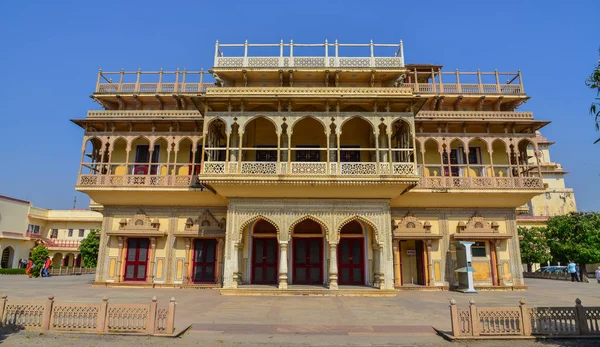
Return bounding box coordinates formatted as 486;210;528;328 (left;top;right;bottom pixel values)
339;115;376;131
243;115;279;133
289;215;329;236
337;215;379;243
238;215;280;243
290;115;327;134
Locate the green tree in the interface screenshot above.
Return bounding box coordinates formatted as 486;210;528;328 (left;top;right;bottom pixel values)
79;229;100;268
586;52;600;143
30;245;49;277
546;212;600;282
518;226;551;272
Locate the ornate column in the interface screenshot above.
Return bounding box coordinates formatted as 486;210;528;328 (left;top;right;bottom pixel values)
374;130;380;173
183;238;191;284
147;237;157;283
328;242;338;289
281;132;288;162
495;241;504;286
426;240;434;286
116;237;124;283
230;131;238;162
329;129;337;162
373;243;380;287
393;239;401;288
216;238;224;285
237;131;244;174
276;132;282;174
231;243;239;288
377;243;385;289
488;149;495;178
278;242;288;289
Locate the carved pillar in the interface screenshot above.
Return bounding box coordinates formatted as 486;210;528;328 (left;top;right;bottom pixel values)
329;130;337;162
230;131;238;162
495;241;504;286
116;237;124;283
278;242;288;289
379;131;388;162
147;237;157;283
374;130;380;173
488;149;495;178
216;238;224;285
183;238;191;284
237;131;244;173
231;243;239;288
377;243;385;289
373;243;380;286
277;132;282;173
328;242;338;289
225;133;231;173
393;240;401;287
427;240;434;286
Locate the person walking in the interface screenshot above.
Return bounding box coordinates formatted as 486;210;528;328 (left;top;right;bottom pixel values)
25;258;34;278
568;260;580;282
41;257;51;277
595;266;600;284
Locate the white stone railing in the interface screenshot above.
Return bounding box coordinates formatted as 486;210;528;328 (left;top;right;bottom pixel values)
77;175;196;188
416;111;534;120
204;86;413;95
404;83;523;95
87;110;201;119
0;295;176;336
418;176;544;190
216;56;404;68
201;161;417;177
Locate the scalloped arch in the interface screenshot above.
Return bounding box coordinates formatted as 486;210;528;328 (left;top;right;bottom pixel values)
336;215;379;243
289;215;329;237
238;215;280;242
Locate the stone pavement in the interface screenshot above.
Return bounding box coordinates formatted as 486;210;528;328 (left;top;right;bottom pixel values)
2;275;600;345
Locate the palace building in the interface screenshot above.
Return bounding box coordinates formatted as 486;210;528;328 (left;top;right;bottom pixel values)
75;40;553;290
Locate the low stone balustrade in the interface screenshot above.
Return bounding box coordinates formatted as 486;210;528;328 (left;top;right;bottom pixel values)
0;295;176;336
449;298;600;338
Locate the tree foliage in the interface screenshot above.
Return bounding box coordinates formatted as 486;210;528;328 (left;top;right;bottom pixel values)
586;51;600;144
79;229;100;268
518;226;551;270
30;245;49;277
546;212;600;278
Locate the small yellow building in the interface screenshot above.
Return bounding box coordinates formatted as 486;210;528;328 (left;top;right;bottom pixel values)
0;194;102;268
75;40;550;290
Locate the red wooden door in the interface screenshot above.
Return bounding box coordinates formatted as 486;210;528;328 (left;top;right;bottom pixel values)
293;238;323;285
124;238;149;281
192;239;217;283
251;238;278;284
338;238;364;285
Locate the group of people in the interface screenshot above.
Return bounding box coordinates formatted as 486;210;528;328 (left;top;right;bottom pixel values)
24;257;52;278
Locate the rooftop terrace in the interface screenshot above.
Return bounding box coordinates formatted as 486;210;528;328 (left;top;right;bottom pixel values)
213;40;405;69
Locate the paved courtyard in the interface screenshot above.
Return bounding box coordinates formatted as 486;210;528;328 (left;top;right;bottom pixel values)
2;275;600;345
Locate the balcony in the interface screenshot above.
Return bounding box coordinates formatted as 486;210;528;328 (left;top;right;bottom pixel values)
213;40;405;69
44;239;81;249
86;110;202;119
94;69;213;95
419;175;543;190
25;232;42;239
416;111;534;120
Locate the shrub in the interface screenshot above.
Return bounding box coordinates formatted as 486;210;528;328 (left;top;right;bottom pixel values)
0;268;26;275
31;245;49;277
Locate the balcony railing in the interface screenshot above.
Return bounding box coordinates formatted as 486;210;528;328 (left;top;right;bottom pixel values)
202;161;417;176
94;69;213;94
44;239;81;248
214;40;405;68
416;111;534;120
416;164;543;190
26;232;42;239
78;174;198;188
204;86;413;96
87;110;202;119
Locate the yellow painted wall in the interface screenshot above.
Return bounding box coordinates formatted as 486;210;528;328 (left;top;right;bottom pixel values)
243;117;278;161
291;117;328;162
340;117;372;162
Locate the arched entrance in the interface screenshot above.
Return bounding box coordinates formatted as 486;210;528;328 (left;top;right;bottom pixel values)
63;253;74;267
292;219;324;285
338;221;365;285
1;247;14;269
52;253;63;267
250;219;278;284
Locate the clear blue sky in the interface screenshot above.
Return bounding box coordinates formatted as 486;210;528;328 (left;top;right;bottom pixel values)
0;0;598;211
